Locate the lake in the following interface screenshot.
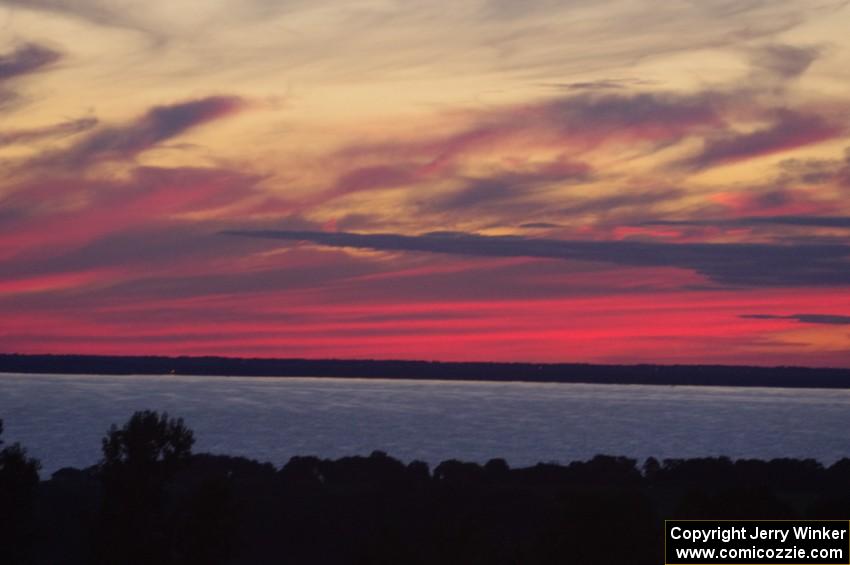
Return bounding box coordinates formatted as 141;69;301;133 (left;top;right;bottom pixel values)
2;372;849;476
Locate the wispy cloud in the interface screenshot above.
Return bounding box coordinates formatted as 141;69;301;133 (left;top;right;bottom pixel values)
644;216;850;229
337;89;726;166
749;43;821;81
28;96;245;169
0;43;60;81
425;159;591;214
223;229;850;287
0;0;170;41
0;43;62;109
519;222;562;229
741;313;850;325
557;189;683;219
2;0;850;365
682;110;843;170
778;148;850;187
0;117;98;147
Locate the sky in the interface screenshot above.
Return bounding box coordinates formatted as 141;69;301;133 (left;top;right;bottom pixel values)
1;0;850;367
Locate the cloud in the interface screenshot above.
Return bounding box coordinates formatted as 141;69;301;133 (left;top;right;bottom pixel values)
35;96;244;168
429;177;520;211
3;223;267;284
223;229;850;287
0;0;168;40
0;43;61;82
749;43;820;81
1;0;119;23
557;189;683;218
643;216;850;229
0;117;98;147
543;78;658;91
0;165;269;262
480;0;837;81
683;110;843;170
519;222;561;229
778;147;850;187
0;43;62;110
741;314;850;325
544;92;722;137
326;165;419;199
336;90;725;180
318;38;840;227
308;49;842;225
425;159;591;213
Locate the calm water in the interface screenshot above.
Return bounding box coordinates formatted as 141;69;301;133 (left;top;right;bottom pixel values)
2;372;850;476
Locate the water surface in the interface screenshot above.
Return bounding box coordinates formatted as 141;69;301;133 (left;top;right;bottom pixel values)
2;372;849;475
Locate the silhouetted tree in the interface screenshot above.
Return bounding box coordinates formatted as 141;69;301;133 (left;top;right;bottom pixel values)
101;410;194;479
642;456;660;480
94;411;195;565
279;455;325;488
537;490;658;565
5;406;849;565
174;476;238;565
484;458;510;478
0;418;41;565
407;460;431;484
434;460;485;485
674;486;796;519
825;458;850;490
569;455;641;485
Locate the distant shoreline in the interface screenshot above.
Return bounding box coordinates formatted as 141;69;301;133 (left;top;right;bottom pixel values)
2;353;850;389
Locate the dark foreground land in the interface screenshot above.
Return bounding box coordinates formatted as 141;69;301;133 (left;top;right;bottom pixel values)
3;411;850;565
4;353;850;388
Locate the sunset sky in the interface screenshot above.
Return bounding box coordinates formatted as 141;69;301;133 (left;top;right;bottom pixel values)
2;0;850;366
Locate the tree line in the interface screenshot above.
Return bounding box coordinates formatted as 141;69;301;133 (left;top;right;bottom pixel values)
5;353;850;387
2;411;849;564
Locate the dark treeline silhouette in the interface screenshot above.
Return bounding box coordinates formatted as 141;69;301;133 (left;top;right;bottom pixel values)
0;419;41;564
3;412;850;564
4;353;850;388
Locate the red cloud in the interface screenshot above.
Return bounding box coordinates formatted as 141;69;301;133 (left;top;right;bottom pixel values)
684;110;843;170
